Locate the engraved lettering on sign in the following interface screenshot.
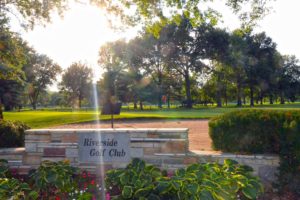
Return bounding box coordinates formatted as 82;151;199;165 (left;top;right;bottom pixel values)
79;133;130;163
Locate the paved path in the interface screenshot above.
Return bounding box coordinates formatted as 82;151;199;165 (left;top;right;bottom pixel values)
53;119;212;151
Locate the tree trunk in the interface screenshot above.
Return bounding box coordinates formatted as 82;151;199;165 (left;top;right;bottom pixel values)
158;94;162;109
157;72;163;109
216;77;222;107
78;96;82;108
32;102;37;110
0;98;3;120
224;86;228;106
280;92;285;104
250;86;254;107
133;98;138;109
184;71;192;109
236;81;242;107
167;95;170;109
269;95;274;104
259;92;264;105
139;101;143;110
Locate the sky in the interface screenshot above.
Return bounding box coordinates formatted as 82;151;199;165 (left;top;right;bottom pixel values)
12;0;300;90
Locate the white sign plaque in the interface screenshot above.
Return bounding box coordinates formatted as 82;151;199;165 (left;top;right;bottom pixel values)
78;133;130;163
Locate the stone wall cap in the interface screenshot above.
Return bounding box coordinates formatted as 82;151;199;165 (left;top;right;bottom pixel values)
189;151;279;159
0;147;25;154
131;138;186;142
26;128;189;133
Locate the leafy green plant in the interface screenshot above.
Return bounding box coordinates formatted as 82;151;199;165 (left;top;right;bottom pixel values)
0;178;38;200
0;159;11;178
0;120;29;147
29;160;79;199
105;158;263;200
106;158;163;199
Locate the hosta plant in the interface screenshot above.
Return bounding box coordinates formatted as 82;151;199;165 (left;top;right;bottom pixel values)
105;158;263;200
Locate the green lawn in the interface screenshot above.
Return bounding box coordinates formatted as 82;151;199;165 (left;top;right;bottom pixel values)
4;103;300;128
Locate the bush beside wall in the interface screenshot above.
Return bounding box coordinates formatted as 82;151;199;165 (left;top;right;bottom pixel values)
0;120;30;147
209;110;300;197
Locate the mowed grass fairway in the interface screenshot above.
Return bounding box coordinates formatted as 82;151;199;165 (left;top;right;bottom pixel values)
4;103;300;128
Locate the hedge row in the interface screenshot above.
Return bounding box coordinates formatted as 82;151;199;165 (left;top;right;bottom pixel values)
209;109;300;196
0;120;30;147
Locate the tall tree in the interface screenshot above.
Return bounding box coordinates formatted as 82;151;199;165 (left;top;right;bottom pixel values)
225;30;249;107
0;18;27;118
164;19;211;108
25;54;61;109
244;32;277;106
276;55;300;104
60;62;93;108
130;35;169;108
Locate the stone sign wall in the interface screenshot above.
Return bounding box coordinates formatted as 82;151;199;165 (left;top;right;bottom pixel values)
0;128;279;187
22;128;188;172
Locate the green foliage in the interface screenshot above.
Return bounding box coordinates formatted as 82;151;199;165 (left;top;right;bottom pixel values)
0;159;38;199
1;0;68;29
0;178;38;200
59;62;92;108
98;0;272;36
209;110;300;153
106;158;263;200
0;160;96;199
0;159;10;178
24;54;62;110
105;158;163;199
29;160;79;198
209;110;300;197
0;120;29;147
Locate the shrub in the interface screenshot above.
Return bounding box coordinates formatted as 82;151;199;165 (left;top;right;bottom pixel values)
209;109;300;197
106;158;263;200
0;120;30;147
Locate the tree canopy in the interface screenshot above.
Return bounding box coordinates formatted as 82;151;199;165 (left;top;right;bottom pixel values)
60;62;93;108
93;0;272;36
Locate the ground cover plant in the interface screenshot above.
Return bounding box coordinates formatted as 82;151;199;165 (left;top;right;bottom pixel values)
0;159;101;200
106;158;263;200
0;158;263;200
209;110;300;198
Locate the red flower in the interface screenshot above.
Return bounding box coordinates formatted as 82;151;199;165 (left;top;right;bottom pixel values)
55;196;61;200
90;180;95;185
